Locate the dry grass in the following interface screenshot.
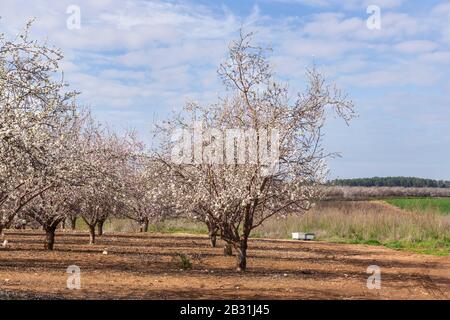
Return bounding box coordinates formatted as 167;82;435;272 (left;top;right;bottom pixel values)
76;201;449;256
253;201;450;255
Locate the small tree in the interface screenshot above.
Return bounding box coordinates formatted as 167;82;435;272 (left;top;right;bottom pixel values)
66;210;78;230
79;188;115;244
76;119;141;244
158;32;355;271
25;188;74;250
120;156;179;233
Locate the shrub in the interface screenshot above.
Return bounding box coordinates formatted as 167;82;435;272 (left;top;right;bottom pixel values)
174;253;192;270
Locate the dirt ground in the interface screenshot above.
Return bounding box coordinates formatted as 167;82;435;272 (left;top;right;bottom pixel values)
0;230;449;300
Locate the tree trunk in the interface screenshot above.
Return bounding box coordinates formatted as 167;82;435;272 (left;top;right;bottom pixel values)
209;232;217;248
207;222;218;248
235;240;248;272
223;243;233;256
140;219;149;233
88;225;96;245
44;227;56;250
70;217;77;230
97;220;104;236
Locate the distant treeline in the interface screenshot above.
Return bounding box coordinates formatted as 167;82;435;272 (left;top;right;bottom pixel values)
329;177;450;188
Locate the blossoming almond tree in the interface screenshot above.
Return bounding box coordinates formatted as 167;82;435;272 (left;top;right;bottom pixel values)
157;32;356;271
76;119;144;244
21;108;93;250
25;187;76;250
0;22;79;238
120;155;181;233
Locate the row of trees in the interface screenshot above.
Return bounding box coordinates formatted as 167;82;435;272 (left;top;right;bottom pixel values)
1;24;355;271
329;177;450;188
0;23;175;250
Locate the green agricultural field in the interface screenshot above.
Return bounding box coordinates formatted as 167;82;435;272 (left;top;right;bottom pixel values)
385;198;450;215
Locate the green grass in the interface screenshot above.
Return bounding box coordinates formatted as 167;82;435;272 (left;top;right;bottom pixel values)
147;219;208;235
74;218;139;233
323;239;448;256
75;217;208;234
383;240;449;256
385;198;450;215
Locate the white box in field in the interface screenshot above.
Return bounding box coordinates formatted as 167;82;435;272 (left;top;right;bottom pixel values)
292;232;315;240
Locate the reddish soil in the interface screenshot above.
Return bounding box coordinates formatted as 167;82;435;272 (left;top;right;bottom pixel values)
0;230;449;299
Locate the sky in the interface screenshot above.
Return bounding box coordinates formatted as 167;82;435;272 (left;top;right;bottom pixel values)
0;0;449;180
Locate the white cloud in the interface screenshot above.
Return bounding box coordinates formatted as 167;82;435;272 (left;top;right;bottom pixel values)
394;40;438;54
339;63;442;87
431;2;450;44
299;11;421;42
266;0;331;7
431;2;450;15
0;0;244;118
418;51;450;64
302;13;364;38
1;0;449;179
362;0;405;9
99;69;147;82
442;25;450;43
0;0;449;126
267;0;405;9
280;36;358;58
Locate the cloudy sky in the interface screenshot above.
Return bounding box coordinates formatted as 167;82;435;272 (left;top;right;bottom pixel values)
1;0;449;179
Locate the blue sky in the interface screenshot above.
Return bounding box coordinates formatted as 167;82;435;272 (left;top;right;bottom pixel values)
1;0;449;179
